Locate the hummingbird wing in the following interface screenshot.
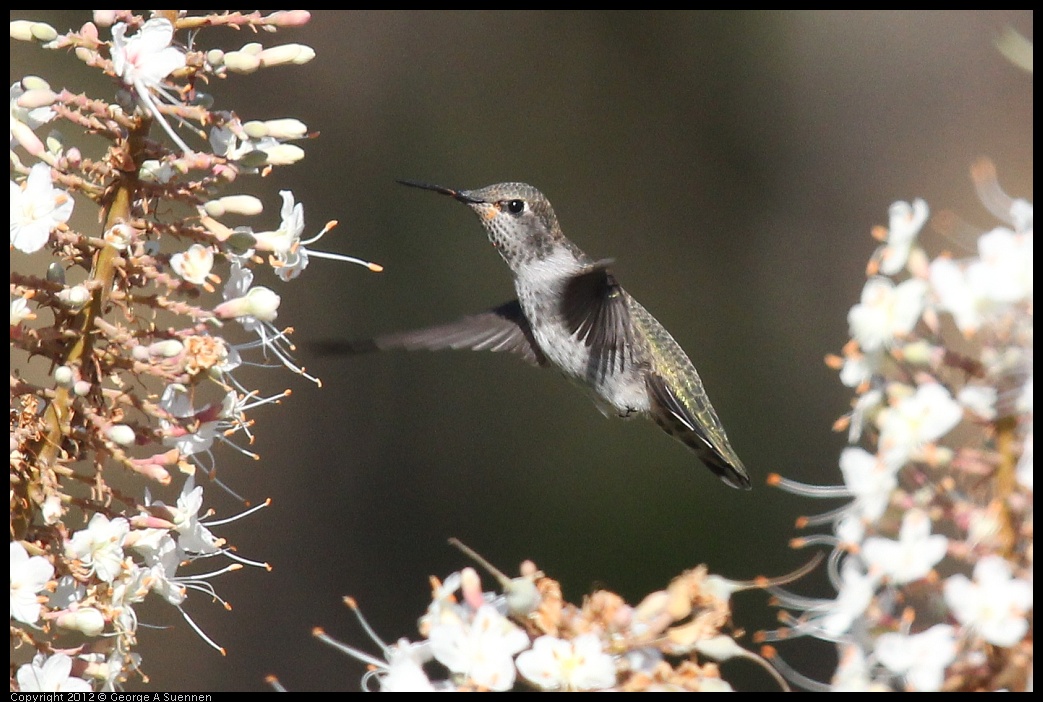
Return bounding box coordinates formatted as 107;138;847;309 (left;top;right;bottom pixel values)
645;370;752;490
561;259;635;382
312;300;548;366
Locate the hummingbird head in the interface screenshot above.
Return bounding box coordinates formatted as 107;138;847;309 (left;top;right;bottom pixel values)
398;180;579;269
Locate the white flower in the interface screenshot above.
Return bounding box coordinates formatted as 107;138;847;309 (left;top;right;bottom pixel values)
929;227;1032;334
848;277;927;352
111;18;189;152
943;556;1033;647
848;387;883;443
211;260;319;385
861;509;947;584
252;190;306;279
968;227;1032;305
428;604;530;691
111;18;184;97
875;199;929;275
834;513;865;546
10;541;54;624
314;605;447;691
831;643;887;692
234;190;378;281
838;447;897;521
929;257;984;334
10;295;34;327
214;260;281;325
159;384;221;458
10;163;74;253
379;640;437;692
65;513;130;583
79;648;140;693
16;652;92;692
516;633;617;691
838;348;883;388
10;79;55;153
1009;198;1032;234
140;535;187;606
170;244;215;285
816;559;878;638
170;476;219;554
876;383;962;470
875;624;956;691
957;385;997;421
41;494;62;525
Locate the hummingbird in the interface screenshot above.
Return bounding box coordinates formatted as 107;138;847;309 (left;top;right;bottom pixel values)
318;181;751;489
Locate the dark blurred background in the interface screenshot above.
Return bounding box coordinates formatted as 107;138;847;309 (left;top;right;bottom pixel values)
11;10;1033;692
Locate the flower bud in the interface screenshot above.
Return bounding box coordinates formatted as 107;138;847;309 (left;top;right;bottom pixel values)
253;118;307;140
57;285;91;310
263;144;305;166
259;43;316;67
92;11;118;27
46;262;66;285
10;120;45;156
106;424;137;447
223;51;261;74
10;21;35;41
149;340;185;358
103;223;135;250
204;195;264;218
56;607;106;637
30;22;58;42
21;75;51;91
11;20;57;43
16;88;57;110
267;10;312;26
140;159;174;184
79;22;99;41
54;365;74;387
214;286;281;323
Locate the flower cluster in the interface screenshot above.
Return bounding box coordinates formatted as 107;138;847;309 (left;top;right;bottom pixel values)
305;539;801;692
767;161;1033;691
11;11;377;691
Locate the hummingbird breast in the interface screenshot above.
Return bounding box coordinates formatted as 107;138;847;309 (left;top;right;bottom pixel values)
514;259;652;418
534;319;652;417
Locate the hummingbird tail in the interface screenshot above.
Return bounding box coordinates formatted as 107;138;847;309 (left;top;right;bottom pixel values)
646;373;752;490
692;444;752;491
652;413;752;490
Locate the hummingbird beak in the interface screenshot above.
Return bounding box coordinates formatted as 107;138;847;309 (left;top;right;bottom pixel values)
397;179;484;205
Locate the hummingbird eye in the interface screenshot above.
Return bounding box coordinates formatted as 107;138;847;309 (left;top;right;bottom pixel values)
505;199;526;215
